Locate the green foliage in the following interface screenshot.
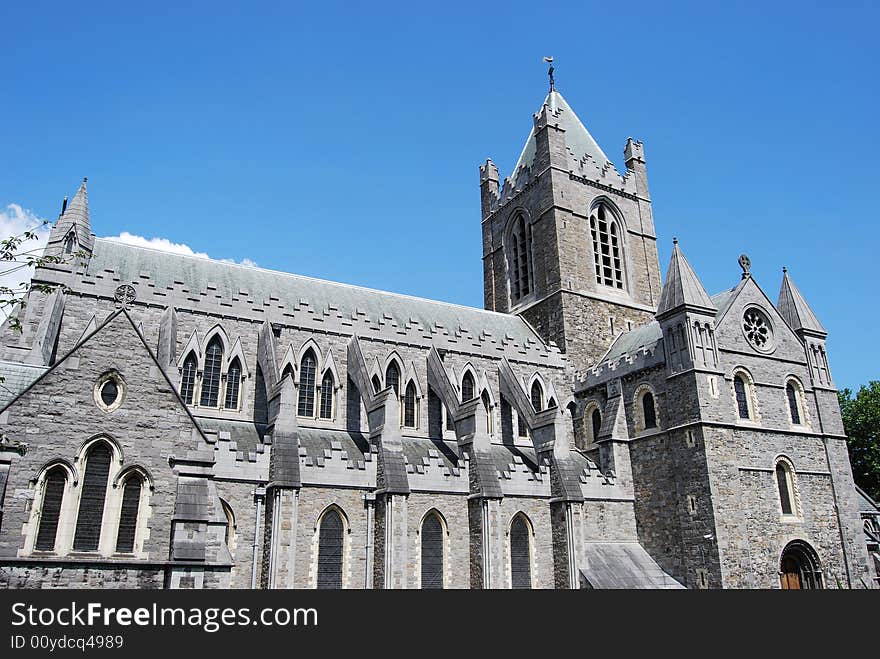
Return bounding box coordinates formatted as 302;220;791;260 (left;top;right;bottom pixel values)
839;381;880;501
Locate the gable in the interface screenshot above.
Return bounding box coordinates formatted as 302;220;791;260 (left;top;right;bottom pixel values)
713;276;807;365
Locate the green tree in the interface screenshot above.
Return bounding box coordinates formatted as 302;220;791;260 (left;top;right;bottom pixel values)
839;381;880;501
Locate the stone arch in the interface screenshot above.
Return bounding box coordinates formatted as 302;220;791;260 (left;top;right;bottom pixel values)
779;540;823;589
633;383;660;434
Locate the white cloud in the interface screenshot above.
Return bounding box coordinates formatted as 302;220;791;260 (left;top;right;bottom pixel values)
0;204;51;319
104;232;258;267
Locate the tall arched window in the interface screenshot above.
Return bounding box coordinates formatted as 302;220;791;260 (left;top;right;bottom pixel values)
642;392;657;429
180;353;197;405
35;467;67;551
461;371;475;402
319;371;334;420
224;358;242;410
591;408;602;443
530;381;544;412
200;337;223;407
776;460;797;516
481;390;492;433
421;513;444;589
510;515;532;589
73;442;112;552
590;203;624;289
734;375;751;419
115;474;144;554
403;381;418;428
371;375;381;394
317;509;344;589
298;349;317;417
385;362;400;397
507;214;532;303
786;382;802;425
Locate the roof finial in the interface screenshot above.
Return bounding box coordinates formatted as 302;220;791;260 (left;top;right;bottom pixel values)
543;56;555;92
738;254;751;279
672;237;678;245
782;266;788;274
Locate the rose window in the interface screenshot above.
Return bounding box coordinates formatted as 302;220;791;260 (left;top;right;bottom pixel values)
743;309;773;351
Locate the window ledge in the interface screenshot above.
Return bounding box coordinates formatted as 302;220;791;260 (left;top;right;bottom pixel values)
780;515;803;524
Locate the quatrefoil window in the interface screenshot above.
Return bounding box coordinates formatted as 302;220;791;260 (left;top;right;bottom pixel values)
742;308;773;352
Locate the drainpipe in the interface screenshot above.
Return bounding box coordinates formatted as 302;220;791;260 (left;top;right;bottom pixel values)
363;492;375;589
566;503;578;589
251;486;265;589
481;499;490;589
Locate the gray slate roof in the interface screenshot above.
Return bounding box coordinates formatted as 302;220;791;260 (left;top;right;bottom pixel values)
656;242;715;317
509;90;612;190
777;270;826;334
579;542;684;589
87;239;542;345
0;361;47;409
601;321;663;364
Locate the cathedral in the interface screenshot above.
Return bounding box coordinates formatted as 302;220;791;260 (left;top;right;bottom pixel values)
0;81;876;589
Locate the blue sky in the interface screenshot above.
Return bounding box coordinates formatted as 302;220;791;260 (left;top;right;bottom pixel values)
1;1;878;390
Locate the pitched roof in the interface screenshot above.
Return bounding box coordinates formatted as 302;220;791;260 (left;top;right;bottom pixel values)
509;90;612;190
87;238;544;347
600;321;663;364
655;241;715;317
777;270;826;335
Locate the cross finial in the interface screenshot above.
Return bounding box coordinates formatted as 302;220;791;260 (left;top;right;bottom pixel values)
738;254;751;279
543;56;555;92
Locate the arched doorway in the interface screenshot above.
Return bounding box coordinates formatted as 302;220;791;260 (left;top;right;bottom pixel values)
779;541;823;589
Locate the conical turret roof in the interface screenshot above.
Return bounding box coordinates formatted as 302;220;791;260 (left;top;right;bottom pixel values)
777;269;826;335
656;241;715;318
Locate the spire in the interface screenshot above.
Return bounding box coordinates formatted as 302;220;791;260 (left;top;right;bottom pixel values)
656;240;715;318
47;178;93;258
777;268;826;335
508;89;612;191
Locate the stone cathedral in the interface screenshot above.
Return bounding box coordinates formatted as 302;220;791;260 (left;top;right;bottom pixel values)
0;82;877;590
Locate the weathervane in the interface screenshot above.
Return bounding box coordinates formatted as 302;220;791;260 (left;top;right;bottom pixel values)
543;56;555;92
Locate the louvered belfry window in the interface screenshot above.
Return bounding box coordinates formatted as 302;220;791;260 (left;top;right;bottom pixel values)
317;509;344;589
180;353;197;404
421;513;444;589
73;443;112;551
590;204;624;289
298;350;317;417
461;371;475;402
508;214;532;303
115;475;143;553
319;371;334;419
510;516;532;589
35;467;67;551
224;358;241;410
200;338;223;407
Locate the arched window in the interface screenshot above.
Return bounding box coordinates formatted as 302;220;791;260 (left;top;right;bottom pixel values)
317;509;344;589
180;353;197;405
779;541;823;589
385;362;400;397
63;233;76;255
319;371;334;420
224;358;242;410
775;460;797;516
590;203;624;289
371;374;381;394
115;474;143;554
403;381;418;428
481;390;492;434
510;515;532;589
221;499;235;548
73;442;112;552
642;392;657;429
200;337;223;407
591;408;602;443
786;382;802;425
35;467;67;551
734;375;751;419
298;349;317;417
281;364;294;381
421;513;444;589
461;371;475;402
531;381;544;412
507;214;532;303
547;397;557;409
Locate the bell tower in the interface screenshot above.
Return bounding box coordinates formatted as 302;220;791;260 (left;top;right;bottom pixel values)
480;74;662;369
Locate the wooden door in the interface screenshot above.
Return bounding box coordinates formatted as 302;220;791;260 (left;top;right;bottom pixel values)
780;557;802;589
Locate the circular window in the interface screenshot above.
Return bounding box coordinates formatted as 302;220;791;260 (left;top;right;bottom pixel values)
94;372;125;412
742;307;774;352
